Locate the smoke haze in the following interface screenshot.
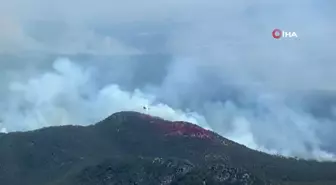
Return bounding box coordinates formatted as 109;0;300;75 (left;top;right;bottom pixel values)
0;0;336;161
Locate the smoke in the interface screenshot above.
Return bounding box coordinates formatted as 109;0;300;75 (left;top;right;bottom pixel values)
0;0;336;161
0;58;208;131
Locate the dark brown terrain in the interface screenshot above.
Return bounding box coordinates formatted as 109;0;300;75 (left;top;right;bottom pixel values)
0;111;336;185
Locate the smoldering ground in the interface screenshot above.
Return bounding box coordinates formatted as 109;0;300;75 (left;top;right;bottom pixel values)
0;0;336;161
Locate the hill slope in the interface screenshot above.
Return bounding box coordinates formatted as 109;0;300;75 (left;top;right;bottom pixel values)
0;111;336;185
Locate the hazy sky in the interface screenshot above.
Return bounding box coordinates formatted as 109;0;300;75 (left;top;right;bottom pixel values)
0;0;336;160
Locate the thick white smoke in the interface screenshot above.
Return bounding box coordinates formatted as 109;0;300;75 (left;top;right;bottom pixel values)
0;58;208;131
0;0;336;161
0;58;335;161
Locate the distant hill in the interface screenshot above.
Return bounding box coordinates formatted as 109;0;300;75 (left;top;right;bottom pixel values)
1;111;336;185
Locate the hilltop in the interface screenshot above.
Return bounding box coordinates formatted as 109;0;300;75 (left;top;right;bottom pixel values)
0;111;336;185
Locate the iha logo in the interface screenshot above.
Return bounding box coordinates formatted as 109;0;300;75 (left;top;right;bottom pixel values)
272;29;298;39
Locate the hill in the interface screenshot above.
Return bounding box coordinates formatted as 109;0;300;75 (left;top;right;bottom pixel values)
0;111;336;185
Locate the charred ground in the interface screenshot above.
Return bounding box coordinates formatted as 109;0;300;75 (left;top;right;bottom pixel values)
0;111;336;185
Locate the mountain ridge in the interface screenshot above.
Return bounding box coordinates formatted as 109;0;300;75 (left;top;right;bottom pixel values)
1;111;336;185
